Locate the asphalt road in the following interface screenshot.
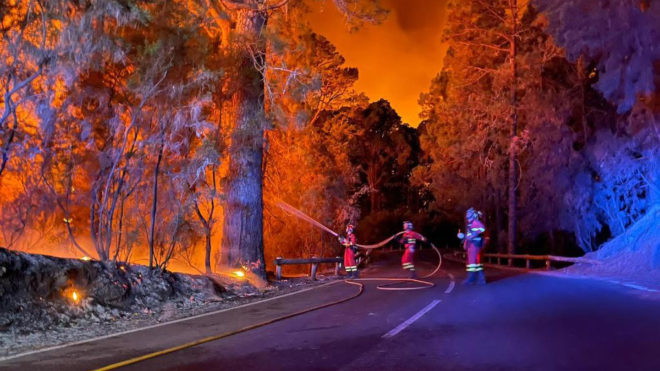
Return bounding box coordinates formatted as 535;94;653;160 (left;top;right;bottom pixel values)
3;251;660;371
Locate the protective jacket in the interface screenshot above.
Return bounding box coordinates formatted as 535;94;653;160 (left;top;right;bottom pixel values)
463;219;486;282
340;233;357;273
399;230;424;272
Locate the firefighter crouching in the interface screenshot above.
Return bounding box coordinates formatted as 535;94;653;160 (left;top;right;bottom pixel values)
399;221;426;279
339;224;359;278
457;208;486;285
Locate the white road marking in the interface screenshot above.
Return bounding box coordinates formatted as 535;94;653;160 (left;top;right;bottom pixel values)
0;280;342;362
382;299;441;339
532;271;660;293
620;283;660;293
445;273;456;294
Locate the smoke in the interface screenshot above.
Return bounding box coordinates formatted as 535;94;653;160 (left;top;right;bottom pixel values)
307;0;448;126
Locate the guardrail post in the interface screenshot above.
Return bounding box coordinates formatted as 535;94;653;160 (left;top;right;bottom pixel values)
310;256;318;280
275;257;282;280
508;258;512;267
335;256;341;276
526;259;530;269
545;260;551;270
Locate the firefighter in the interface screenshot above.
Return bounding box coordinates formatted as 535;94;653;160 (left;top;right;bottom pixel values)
399;221;426;279
457;208;486;285
339;224;359;278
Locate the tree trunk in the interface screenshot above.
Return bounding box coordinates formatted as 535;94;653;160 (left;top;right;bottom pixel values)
368;161;380;212
113;196;126;261
495;192;505;253
149;141;164;270
205;230;212;274
220;8;267;278
507;0;519;256
0;106;17;180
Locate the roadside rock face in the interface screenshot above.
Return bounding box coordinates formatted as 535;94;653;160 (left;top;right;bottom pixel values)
0;248;340;358
566;206;660;288
0;248;224;333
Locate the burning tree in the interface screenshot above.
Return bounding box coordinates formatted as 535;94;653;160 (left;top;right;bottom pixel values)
262;11;366;267
184;0;386;278
0;0;387;275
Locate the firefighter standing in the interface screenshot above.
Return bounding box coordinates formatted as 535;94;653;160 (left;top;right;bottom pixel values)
339;224;359;278
399;221;426;278
457;208;486;285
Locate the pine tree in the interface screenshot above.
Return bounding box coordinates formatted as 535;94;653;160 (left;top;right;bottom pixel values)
534;0;660;113
187;0;386;278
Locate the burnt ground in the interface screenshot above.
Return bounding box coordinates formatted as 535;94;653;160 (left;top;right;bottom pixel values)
0;248;341;357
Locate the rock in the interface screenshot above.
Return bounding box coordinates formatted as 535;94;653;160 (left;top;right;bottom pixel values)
0;247;262;337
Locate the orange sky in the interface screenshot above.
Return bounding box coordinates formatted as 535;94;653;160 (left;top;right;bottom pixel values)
307;0;448;126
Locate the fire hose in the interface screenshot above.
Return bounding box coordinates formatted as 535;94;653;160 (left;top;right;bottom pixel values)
92;202;443;369
276;201;442;290
94;203;443;369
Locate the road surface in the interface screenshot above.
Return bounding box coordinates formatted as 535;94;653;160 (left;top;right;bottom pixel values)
2;251;660;370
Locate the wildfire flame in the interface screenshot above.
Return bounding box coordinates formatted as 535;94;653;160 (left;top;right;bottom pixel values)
71;290;80;303
233;270;245;278
80;256;92;261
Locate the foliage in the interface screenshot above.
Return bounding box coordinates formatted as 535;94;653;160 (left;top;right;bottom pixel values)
264;108;362;268
348;99;419;215
533;0;660;251
0;0;223;274
534;0;660;113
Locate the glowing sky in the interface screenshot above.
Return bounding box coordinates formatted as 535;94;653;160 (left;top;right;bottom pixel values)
307;0;448;126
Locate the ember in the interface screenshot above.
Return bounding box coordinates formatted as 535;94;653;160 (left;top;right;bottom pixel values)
70;290;81;304
233;271;245;278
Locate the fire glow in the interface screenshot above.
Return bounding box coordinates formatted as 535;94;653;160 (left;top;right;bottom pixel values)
69;289;81;304
233;271;245;278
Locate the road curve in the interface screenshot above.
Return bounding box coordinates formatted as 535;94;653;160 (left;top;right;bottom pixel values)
2;254;659;371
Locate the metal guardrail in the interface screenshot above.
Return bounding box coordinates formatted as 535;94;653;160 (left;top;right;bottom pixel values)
274;256;343;280
448;251;600;270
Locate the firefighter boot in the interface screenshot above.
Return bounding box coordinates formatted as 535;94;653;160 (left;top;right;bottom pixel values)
462;271;476;285
476;269;486;285
353;270;360;279
409;270;418;279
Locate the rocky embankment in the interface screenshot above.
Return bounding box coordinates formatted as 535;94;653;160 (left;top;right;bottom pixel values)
0;248;334;357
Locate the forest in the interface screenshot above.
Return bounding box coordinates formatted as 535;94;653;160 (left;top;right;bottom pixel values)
1;0;658;278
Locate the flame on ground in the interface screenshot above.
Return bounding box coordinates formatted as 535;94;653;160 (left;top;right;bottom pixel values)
67;288;82;304
63;286;83;304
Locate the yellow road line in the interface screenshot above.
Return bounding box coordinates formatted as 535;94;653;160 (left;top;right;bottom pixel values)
0;280;342;363
94;280;364;370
